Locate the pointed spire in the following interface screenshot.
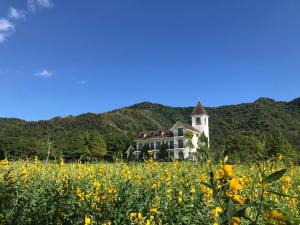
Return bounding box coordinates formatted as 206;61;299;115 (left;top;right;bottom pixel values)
191;101;208;115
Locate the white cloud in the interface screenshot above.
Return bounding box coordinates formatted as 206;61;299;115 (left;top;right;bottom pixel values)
35;69;53;78
78;80;87;85
8;7;26;20
37;0;52;8
0;0;53;43
0;18;15;42
28;0;53;12
0;18;15;31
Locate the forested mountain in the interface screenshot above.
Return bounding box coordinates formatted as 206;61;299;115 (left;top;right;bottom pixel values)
0;97;300;161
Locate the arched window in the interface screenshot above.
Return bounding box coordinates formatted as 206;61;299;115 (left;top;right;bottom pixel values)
196;117;201;125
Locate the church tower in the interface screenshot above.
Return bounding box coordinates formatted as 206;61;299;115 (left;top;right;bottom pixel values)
191;101;209;146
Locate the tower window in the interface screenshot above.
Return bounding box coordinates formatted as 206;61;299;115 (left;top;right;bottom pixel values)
204;118;207;125
196;117;201;125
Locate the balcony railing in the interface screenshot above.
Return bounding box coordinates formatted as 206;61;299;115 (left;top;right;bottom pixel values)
173;144;184;148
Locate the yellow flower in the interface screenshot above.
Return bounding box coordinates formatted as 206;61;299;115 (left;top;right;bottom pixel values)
130;212;137;221
146;219;151;225
0;159;9;167
231;216;241;225
264;210;288;223
178;189;183;196
212;207;223;217
190;187;196;194
233;194;245;205
277;153;283;160
230;178;243;192
150;208;158;214
93;180;100;190
178;197;183;203
85;216;92;225
217;169;225;179
223;165;233;178
76;188;85;201
138;212;142;219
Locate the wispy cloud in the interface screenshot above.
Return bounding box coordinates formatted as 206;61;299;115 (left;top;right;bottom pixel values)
27;0;53;12
8;7;26;20
0;1;53;43
78;80;87;85
0;18;15;42
35;69;53;78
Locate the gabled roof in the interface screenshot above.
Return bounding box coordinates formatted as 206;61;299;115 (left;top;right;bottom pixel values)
182;123;200;133
191;101;208;115
171;121;200;133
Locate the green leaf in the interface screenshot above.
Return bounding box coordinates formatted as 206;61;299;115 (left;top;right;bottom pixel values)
226;200;234;222
268;190;297;198
236;202;258;212
263;169;286;184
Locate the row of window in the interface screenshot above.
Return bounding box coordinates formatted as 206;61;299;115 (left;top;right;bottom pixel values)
138;139;184;150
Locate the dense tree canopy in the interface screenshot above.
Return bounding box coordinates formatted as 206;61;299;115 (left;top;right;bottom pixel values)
0;97;299;162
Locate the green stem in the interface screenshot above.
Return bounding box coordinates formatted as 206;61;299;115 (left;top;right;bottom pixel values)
254;163;265;224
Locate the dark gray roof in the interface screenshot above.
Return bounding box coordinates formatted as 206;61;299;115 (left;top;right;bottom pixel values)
136;129;174;140
191;101;208;115
182;123;200;133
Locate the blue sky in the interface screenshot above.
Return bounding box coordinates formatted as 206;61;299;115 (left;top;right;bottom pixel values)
0;0;300;120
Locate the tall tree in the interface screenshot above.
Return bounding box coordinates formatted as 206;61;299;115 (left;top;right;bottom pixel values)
265;131;296;160
86;131;107;159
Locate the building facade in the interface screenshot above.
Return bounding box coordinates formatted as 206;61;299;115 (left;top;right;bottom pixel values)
127;102;209;160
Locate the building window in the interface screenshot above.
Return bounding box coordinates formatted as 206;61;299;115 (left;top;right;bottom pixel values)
170;141;174;149
204;118;207;125
138;143;142;150
156;141;161;149
196;117;201;125
150;142;154;149
178;139;184;148
178;128;184;136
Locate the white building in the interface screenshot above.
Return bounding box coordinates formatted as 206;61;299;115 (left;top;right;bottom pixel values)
127;102;209;160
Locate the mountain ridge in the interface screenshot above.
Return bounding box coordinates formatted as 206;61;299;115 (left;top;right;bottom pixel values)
0;97;299;159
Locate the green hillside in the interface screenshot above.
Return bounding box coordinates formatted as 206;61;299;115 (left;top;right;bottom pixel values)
0;97;299;161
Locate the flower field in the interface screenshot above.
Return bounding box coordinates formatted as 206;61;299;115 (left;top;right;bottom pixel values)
0;157;299;225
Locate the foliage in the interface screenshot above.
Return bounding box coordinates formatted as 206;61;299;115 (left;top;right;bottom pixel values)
158;143;168;160
0;157;299;225
184;131;195;150
127;147;135;162
224;134;266;163
0;97;300;161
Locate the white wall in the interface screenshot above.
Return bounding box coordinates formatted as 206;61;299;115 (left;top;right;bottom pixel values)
191;115;209;146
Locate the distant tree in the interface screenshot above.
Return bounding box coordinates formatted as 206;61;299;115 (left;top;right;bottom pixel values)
159;143;168;160
199;133;208;147
265;131;296;160
127;147;135;162
141;144;149;160
86;131;107;159
104;132;131;154
184;131;194;160
178;151;184;160
0;132;5;160
225;134;265;163
67;132;88;159
196;133;210;161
